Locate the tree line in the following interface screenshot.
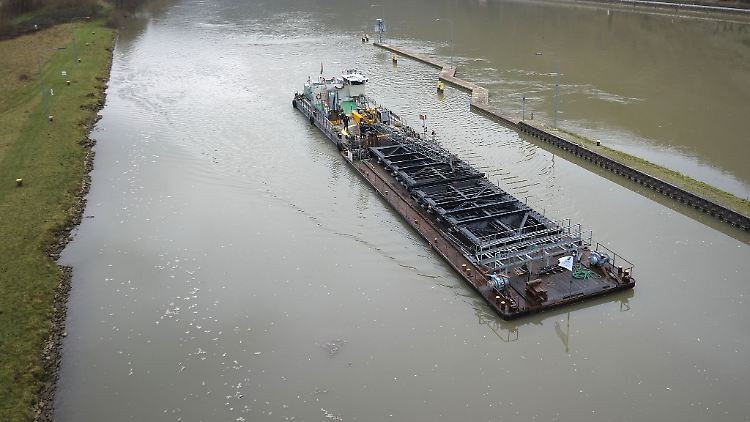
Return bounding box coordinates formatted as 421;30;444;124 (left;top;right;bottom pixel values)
0;0;151;36
1;0;98;19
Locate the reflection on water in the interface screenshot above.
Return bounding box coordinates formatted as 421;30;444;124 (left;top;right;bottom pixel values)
55;1;749;421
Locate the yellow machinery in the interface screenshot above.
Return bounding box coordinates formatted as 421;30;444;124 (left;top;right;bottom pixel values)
351;110;363;124
351;108;377;125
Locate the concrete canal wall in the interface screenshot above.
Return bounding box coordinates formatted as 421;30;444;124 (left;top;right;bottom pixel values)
373;42;750;231
583;0;750;15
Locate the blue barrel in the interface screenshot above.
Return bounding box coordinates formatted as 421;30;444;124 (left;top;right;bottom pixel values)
589;252;600;266
489;274;508;290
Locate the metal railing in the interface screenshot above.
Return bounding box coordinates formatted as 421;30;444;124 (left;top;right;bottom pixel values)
473;214;563;246
297;97;341;143
474;219;589;271
594;242;634;276
374;123;453;165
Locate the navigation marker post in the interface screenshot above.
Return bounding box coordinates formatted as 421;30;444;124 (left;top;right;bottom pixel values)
371;4;386;43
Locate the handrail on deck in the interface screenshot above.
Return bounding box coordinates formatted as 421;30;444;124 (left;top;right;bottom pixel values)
594;242;634;275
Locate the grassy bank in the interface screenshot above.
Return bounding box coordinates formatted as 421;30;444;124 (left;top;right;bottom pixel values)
534;123;750;217
0;19;114;421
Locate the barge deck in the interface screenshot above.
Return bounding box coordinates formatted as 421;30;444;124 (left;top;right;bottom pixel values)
292;78;634;319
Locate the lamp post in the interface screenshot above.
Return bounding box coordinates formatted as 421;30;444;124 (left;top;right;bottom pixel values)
435;18;454;67
371;4;385;43
522;95;526;121
553;57;560;129
535;52;561;129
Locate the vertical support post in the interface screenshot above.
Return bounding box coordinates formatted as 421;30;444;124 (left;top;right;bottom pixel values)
435;18;454;67
553;58;560;129
72;30;78;67
449;21;454;67
38;59;49;126
534;53;560;129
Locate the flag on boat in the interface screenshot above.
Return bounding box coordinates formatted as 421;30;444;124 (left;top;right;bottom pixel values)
558;255;574;271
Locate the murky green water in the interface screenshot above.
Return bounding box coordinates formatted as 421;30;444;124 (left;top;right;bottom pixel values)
56;1;750;421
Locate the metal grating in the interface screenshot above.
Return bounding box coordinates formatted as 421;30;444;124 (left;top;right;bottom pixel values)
369;129;585;272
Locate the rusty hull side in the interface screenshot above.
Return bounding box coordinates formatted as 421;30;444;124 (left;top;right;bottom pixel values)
293;95;634;320
352;157;635;320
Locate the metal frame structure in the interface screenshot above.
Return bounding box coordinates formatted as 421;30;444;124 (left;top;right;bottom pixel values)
374;123;452;164
369;129;586;273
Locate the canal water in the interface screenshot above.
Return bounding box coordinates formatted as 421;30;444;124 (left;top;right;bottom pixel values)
56;1;750;421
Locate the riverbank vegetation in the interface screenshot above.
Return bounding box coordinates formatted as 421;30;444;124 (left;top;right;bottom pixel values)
0;18;114;422
0;0;98;38
0;0;150;38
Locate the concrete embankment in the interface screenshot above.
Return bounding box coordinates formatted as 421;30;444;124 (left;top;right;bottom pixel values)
373;42;750;231
577;0;750;15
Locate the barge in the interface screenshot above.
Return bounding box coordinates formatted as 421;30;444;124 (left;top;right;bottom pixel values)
293;70;635;319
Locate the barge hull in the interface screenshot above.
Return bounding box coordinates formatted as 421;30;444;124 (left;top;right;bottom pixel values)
352;159;634;319
293;96;634;319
